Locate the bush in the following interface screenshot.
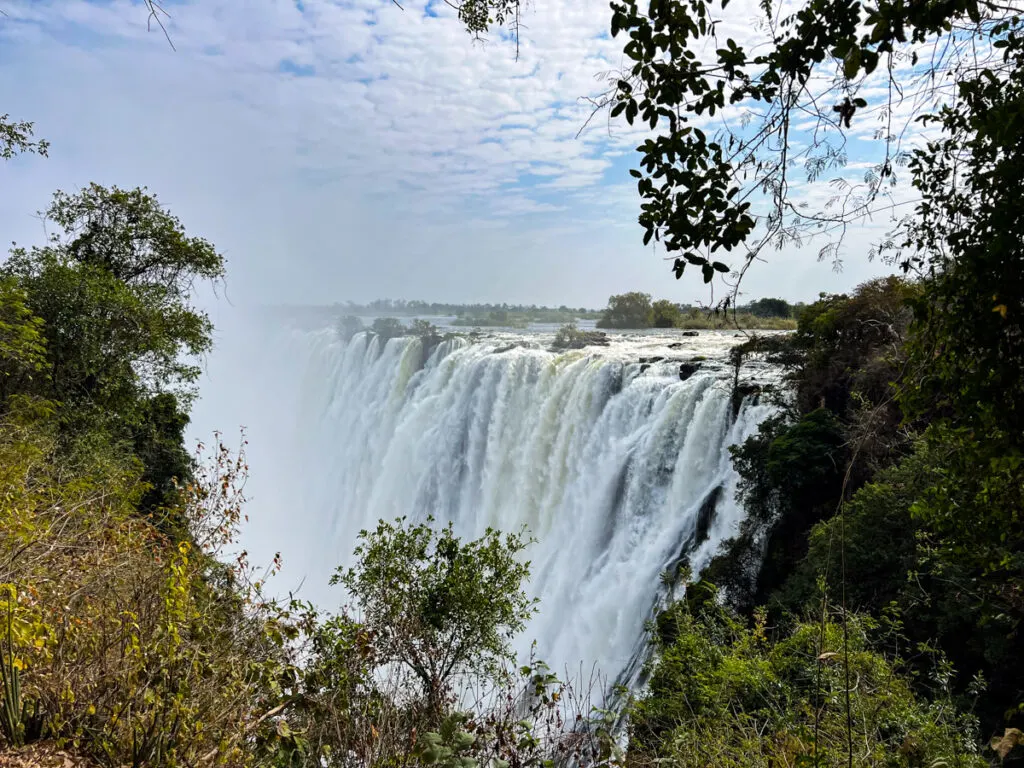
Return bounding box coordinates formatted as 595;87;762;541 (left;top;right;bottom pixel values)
0;421;301;764
369;316;406;346
629;590;985;768
337;315;364;342
551;323;609;350
650;300;683;328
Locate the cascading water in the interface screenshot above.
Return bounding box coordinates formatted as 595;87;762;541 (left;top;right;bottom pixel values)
278;326;779;694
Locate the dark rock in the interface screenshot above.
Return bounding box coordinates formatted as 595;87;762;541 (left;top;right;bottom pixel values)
731;381;763;418
681;330;700;337
667;342;686;349
639;356;665;364
679;362;701;381
694;485;724;547
605;364;625;397
640;363;651;374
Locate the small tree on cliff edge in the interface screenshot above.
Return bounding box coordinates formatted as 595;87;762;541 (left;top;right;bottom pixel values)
333;517;536;717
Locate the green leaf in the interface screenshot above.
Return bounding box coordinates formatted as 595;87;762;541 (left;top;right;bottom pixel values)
843;45;861;80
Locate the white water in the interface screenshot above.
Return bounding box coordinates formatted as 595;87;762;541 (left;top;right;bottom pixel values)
262;326;780;692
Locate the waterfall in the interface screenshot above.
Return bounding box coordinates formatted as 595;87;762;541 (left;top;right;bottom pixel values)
270;326;778;692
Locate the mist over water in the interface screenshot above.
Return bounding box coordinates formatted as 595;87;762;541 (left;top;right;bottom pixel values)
192;315;778;692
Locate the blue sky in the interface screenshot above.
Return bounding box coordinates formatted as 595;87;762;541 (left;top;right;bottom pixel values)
0;0;899;308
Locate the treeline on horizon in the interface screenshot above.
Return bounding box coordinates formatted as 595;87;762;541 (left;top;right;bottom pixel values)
326;293;797;330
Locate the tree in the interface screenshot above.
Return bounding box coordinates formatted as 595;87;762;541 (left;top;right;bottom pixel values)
333;517;535;716
744;298;791;318
596;291;653;328
0;279;47;396
0;184;225;516
2;184;223;410
369;316;407;346
337;315;365;342
1;115;49;161
601;0;1019;305
650;299;683;327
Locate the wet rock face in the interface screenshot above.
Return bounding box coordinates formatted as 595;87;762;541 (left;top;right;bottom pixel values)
681;330;700;337
679;362;701;381
639;356;666;364
694;485;724;547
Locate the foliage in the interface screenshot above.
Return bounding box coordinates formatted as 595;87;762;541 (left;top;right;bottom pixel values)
597;292;653;329
2;184;224;409
674;310;795;330
449;0;523;49
895;29;1024;447
793;277;918;419
630;590;986;768
337;314;365;342
451;309;528;328
129;393;196;533
731;409;847;529
409;318;441;338
723;272;1024;730
0;418;302;765
291;634;617;768
0;279;47;393
0;185;224;520
721;409;847;607
743;298;791;319
604;0;1018;302
551;323;609;350
333;517;536;715
886;15;1024;706
369;316;407;346
1;115;49;161
650;299;683;328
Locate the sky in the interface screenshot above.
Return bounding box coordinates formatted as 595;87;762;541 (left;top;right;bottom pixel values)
0;0;901;310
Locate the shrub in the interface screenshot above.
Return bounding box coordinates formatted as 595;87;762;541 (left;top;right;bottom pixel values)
0;421;301;765
337;315;364;342
629;590;985;768
551;323;609;350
